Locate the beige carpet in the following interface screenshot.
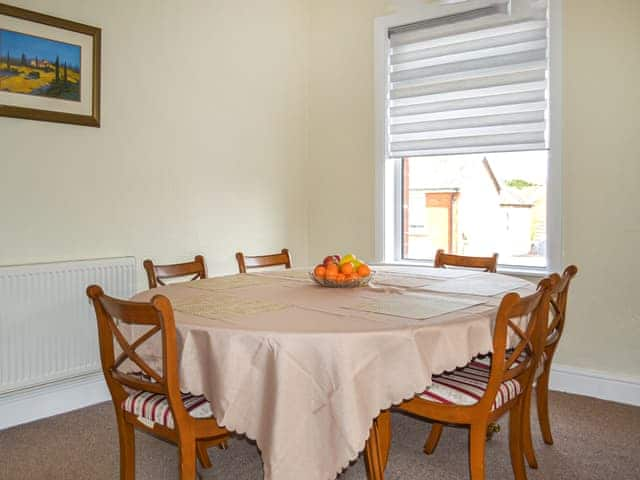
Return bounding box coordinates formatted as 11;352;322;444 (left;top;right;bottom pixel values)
1;391;639;479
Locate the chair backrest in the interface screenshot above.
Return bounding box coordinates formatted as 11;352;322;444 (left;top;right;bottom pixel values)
540;265;578;349
86;285;188;423
478;277;554;409
143;255;206;289
235;248;292;273
433;249;498;272
434;249;498;272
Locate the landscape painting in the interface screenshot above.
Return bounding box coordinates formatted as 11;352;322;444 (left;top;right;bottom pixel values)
0;2;100;126
0;29;81;101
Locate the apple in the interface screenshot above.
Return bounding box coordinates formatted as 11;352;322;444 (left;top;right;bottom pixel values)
323;255;341;266
323;255;337;266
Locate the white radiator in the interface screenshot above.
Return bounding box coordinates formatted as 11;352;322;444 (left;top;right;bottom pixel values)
0;257;136;394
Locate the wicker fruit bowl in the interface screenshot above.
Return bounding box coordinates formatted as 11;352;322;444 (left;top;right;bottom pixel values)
309;272;373;288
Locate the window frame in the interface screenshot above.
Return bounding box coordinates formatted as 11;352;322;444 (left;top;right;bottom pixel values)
373;0;563;275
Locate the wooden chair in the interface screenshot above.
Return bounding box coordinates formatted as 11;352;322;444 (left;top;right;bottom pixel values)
434;249;499;272
435;249;497;440
235;248;292;273
396;278;554;480
87;285;229;480
143;255;206;289
522;265;578;469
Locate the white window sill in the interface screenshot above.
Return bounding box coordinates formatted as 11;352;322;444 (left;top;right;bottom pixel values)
374;260;550;280
496;265;550;280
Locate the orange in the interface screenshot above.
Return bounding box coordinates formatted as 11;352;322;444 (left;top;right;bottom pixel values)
340;263;354;275
326;263;339;276
314;265;326;278
336;273;346;282
357;264;371;277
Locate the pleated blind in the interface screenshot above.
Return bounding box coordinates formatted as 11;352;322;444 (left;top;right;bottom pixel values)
388;9;549;158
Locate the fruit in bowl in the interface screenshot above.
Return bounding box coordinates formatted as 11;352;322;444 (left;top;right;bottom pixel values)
311;254;372;288
323;255;341;266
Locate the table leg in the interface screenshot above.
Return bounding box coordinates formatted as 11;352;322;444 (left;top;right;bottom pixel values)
364;410;391;480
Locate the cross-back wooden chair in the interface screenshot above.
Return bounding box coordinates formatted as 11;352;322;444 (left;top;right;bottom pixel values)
143;255;206;289
396;278;554;480
235;248;292;273
87;285;229;480
522;265;578;469
434;249;499;273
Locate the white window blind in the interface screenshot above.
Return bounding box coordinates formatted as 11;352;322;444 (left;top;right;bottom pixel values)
388;6;549;158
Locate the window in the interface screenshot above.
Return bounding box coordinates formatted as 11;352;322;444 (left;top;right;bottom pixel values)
375;0;560;272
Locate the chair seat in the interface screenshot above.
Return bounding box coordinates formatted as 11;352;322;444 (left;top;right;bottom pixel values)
122;390;213;429
419;361;522;411
474;351;547;379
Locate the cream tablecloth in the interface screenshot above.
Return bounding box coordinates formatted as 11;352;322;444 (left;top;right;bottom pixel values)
130;267;533;480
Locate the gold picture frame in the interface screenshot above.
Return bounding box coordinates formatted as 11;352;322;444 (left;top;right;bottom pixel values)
0;3;101;127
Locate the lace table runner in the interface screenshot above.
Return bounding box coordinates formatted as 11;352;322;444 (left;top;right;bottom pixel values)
370;273;433;288
372;265;479;279
173;293;288;320
343;292;483;320
415;274;530;297
253;270;314;282
184;274;277;291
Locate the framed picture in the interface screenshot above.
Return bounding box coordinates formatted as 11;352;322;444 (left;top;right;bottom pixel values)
0;3;100;127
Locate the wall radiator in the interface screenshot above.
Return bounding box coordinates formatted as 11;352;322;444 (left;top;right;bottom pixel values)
0;257;136;395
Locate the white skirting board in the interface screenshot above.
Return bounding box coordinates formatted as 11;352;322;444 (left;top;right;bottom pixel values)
0;364;638;431
548;364;640;407
0;371;110;430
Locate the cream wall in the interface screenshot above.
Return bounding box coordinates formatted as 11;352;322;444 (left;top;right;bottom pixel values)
308;0;386;263
1;0;310;291
307;0;640;378
560;0;640;376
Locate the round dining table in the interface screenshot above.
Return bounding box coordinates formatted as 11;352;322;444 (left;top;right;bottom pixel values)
130;265;535;480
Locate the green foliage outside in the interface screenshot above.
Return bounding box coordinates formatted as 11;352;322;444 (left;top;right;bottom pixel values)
505;178;539;189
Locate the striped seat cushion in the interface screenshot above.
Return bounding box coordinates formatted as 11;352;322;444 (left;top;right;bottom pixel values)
419;361;522;411
122;390;213;429
474;351;547;379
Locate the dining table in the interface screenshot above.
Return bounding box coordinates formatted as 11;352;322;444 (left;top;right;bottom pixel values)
130;265;535;480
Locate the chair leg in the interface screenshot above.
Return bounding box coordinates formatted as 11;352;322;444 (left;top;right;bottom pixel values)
469;422;487;480
522;385;538;469
509;399;528;480
196;441;213;469
424;423;444;455
536;367;554;445
116;416;135;480
179;437;198;480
